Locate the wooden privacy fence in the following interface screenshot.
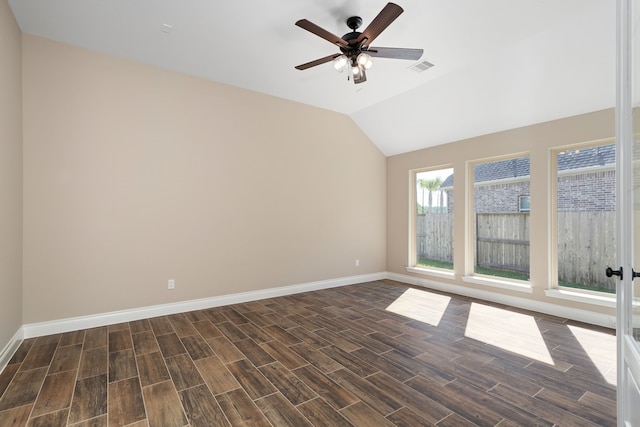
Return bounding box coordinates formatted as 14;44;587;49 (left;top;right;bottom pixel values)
557;211;616;291
417;211;615;291
416;213;453;263
476;213;530;273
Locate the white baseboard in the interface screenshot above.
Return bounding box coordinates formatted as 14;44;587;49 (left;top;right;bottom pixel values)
386;272;616;329
22;272;387;339
0;327;24;374
8;270;613;368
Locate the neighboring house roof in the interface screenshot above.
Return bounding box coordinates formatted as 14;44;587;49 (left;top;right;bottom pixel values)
557;143;615;171
440;144;615;188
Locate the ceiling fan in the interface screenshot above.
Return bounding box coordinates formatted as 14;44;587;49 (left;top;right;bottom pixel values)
294;2;423;84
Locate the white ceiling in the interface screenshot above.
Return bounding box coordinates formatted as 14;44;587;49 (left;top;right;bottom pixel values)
8;0;615;156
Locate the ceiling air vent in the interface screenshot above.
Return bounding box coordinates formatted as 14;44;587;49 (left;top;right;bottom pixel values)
408;60;434;73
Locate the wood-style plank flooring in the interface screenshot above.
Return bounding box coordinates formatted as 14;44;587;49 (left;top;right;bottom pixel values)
0;280;617;426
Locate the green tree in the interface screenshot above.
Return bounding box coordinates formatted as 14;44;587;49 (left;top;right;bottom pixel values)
424;177;443;213
418;179;429;214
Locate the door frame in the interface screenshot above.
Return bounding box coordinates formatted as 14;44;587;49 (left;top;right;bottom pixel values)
616;0;640;425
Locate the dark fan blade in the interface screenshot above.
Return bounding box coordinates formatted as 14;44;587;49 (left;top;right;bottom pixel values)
356;2;403;47
354;68;367;84
295;53;341;70
367;47;423;60
295;19;348;47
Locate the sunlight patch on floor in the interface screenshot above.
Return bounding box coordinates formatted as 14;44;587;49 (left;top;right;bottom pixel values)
568;325;617;385
385;288;451;326
465;302;554;365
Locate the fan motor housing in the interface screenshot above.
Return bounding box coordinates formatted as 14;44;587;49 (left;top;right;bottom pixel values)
341;31;361;44
342;16;365;51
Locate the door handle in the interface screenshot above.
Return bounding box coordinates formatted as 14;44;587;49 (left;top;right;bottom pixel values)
605;266;640;280
606;266;623;280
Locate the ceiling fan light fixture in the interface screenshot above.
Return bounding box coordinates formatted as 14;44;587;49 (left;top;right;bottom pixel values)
333;54;348;72
357;53;373;70
294;3;422;85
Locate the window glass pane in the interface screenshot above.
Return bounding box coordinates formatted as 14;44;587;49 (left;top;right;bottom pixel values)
556;143;616;293
415;168;454;270
473;156;530;281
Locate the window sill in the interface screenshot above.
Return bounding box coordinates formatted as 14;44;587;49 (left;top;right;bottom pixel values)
461;275;533;293
544;288;616;308
406;266;455;280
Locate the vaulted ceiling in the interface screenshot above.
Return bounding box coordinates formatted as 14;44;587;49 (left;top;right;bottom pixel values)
8;0;615;156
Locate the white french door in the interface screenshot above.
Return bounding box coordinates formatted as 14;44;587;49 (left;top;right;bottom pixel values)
617;0;640;425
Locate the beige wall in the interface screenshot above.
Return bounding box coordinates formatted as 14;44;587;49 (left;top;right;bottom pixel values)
0;0;23;349
22;35;386;324
387;109;616;316
13;25;617;328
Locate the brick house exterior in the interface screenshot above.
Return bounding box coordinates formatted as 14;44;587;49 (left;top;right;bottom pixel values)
439;143;615;213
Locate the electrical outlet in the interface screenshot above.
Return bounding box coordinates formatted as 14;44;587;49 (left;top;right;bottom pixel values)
168;279;175;290
355;259;360;267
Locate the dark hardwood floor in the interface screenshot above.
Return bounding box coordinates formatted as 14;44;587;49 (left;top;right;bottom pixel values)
0;280;616;426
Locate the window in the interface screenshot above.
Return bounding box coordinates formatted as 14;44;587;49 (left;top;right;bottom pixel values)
410;167;454;272
471;155;530;282
554;141;616;294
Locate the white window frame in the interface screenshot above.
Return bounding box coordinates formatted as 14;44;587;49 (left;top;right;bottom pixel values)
464;153;532;293
407;165;455;280
545;138;616;306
